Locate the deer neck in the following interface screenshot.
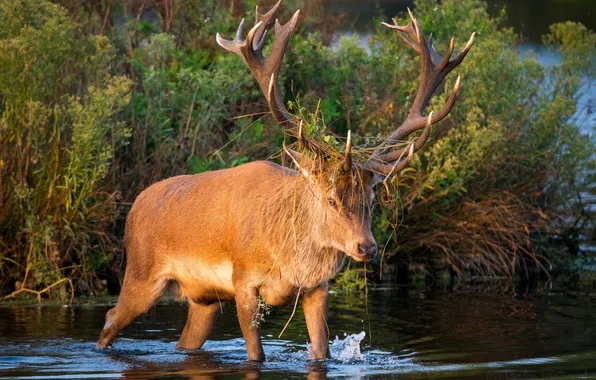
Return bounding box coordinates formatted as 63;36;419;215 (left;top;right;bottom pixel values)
258;172;344;288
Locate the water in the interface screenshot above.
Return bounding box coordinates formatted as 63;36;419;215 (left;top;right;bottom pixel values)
2;284;596;379
322;0;595;44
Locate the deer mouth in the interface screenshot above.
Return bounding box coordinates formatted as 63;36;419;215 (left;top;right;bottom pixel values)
345;244;377;262
339;239;378;262
347;252;375;262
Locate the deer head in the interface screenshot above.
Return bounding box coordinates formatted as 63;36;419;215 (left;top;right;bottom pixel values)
216;1;474;262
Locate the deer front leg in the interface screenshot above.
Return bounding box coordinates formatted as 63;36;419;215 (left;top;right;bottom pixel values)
302;283;329;359
235;286;266;362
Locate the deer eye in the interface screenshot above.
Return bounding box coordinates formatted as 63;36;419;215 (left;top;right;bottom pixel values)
327;198;338;208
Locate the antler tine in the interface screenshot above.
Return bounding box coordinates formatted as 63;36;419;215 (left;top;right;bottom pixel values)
379;76;460;164
367;9;474;175
260;9;301;130
408;8;422;43
216;19;245;56
253;0;282;49
437;37;455;70
382;16;419;52
446;32;475;70
367;139;416;177
267;11;300;93
236;18;245;41
365;113;431;176
343;130;352;172
388;142;415;176
244;21;265;59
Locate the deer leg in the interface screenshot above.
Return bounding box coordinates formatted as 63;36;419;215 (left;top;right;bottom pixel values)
302;283;329;359
96;277;166;349
235;286;265;361
176;301;220;350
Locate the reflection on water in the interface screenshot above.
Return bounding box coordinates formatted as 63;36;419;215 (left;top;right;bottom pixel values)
1;285;595;379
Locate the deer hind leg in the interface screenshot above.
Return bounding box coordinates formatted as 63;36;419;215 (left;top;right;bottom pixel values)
176;301;220;350
96;276;167;349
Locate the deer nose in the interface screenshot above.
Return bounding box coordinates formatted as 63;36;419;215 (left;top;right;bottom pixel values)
358;243;377;259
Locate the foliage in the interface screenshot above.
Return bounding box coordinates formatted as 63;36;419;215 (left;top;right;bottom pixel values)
121;32;258;196
368;0;595;279
0;0;593;298
333;267;368;291
0;0;131;297
250;295;272;328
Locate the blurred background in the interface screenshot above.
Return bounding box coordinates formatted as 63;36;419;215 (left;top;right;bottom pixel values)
0;0;594;298
325;0;595;43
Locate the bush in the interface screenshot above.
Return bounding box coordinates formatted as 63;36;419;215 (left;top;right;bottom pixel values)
0;0;593;298
375;0;595;278
0;0;131;297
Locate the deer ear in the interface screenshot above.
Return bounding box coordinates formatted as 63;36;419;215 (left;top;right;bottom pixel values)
283;144;313;179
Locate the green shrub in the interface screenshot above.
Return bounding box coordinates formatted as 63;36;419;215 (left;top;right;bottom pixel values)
368;0;595;277
0;0;131;297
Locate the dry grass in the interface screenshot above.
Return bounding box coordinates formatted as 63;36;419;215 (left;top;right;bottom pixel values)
395;190;552;279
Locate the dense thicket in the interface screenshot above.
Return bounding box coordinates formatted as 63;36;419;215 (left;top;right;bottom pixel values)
0;0;593;298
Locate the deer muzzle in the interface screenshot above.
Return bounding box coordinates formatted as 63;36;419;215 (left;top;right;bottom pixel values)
351;241;377;262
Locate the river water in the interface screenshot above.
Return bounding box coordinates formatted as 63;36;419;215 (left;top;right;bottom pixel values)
322;0;595;44
2;282;596;379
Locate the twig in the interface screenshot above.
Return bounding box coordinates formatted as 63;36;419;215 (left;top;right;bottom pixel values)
1;278;75;304
278;286;301;338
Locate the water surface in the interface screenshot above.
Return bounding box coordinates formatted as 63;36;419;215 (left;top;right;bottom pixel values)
1;284;595;379
322;0;595;44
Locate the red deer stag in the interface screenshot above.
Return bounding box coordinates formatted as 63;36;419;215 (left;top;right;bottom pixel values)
96;0;474;361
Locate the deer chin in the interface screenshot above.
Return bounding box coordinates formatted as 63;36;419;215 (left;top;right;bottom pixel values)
344;251;375;263
341;242;375;263
328;242;366;262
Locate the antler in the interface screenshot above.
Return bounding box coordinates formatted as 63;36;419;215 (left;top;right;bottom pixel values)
217;1;334;160
343;130;352;172
216;0;299;130
366;9;474;175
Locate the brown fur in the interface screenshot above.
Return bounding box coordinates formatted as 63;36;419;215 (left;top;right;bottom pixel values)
96;158;378;361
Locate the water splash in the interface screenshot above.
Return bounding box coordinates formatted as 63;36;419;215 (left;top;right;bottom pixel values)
328;331;367;362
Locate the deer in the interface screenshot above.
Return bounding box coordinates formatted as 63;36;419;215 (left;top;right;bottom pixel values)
96;0;474;362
